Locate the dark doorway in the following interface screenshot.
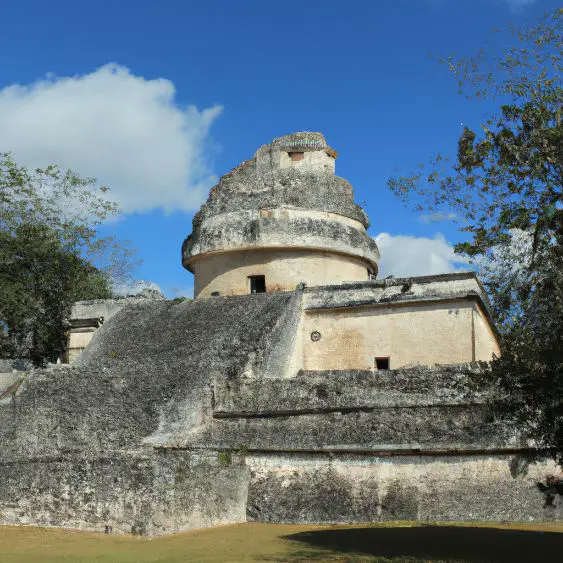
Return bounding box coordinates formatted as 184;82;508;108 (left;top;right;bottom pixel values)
249;275;266;294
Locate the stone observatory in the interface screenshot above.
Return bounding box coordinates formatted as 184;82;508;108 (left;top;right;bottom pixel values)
182;132;379;299
1;132;560;537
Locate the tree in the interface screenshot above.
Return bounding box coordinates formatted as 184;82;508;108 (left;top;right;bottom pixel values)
0;153;135;364
388;10;562;462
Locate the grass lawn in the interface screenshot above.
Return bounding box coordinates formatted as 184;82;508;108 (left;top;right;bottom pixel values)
0;521;561;563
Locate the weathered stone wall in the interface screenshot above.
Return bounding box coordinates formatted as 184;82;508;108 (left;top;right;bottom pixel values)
187;209;377;259
277;147;335;172
206;366;509;453
213;366;492;416
66;293;165;362
298;274;501;369
0;293;297;535
255;132;337;174
247;453;561;523
302;301;475;370
0;292;559;535
0;451;248;536
209;366;561;523
302;273;493;311
193;249;371;299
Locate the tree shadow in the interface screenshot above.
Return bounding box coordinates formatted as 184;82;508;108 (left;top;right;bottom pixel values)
279;525;563;562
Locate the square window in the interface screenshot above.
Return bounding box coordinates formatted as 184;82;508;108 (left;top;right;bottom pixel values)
375;357;390;370
249;275;266;294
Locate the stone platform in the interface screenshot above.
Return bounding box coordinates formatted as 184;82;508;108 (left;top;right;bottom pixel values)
0;293;559;535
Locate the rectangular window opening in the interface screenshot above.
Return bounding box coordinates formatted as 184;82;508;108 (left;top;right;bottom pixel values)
288;151;304;161
249;275;266;294
375;357;390;370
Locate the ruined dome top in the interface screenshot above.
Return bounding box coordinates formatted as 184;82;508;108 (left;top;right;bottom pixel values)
182;132;379;275
259;131;336;156
190;132;367;228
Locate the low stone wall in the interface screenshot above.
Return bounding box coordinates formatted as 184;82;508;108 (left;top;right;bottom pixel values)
214;366;491;415
246;453;561;523
207;366;508;452
0;450;249;536
204;406;507;452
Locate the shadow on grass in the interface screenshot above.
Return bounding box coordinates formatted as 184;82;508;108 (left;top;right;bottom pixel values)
274;526;563;563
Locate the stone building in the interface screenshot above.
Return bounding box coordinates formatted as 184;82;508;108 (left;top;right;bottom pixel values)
183;132;378;299
69;132;499;369
0;133;559;536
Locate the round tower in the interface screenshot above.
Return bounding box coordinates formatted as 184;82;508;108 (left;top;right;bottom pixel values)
182;132;379;299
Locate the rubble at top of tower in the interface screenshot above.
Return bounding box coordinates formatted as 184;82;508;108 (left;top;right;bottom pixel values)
267;132;337;157
255;132;337;174
191;132;368;230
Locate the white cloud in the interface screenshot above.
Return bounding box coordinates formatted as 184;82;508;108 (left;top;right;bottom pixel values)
418;212;456;224
374;232;469;278
0;64;222;214
478;228;533;281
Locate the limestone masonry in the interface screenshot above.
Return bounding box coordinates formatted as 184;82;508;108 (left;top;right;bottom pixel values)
0;132;560;535
183;132;379;299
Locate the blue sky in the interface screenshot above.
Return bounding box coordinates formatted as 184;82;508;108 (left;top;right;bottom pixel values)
0;0;558;296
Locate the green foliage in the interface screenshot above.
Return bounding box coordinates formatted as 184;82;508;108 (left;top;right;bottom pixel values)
236;443;249;454
0;153;134;365
218;451;232;467
491;234;562;460
0;222;111;364
0;153;116;251
388;10;562;462
217;445;249;467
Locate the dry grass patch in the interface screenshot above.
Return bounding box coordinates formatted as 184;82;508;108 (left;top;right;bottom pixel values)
0;521;561;563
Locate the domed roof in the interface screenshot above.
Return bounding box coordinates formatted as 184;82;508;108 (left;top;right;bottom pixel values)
182;132;379;273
